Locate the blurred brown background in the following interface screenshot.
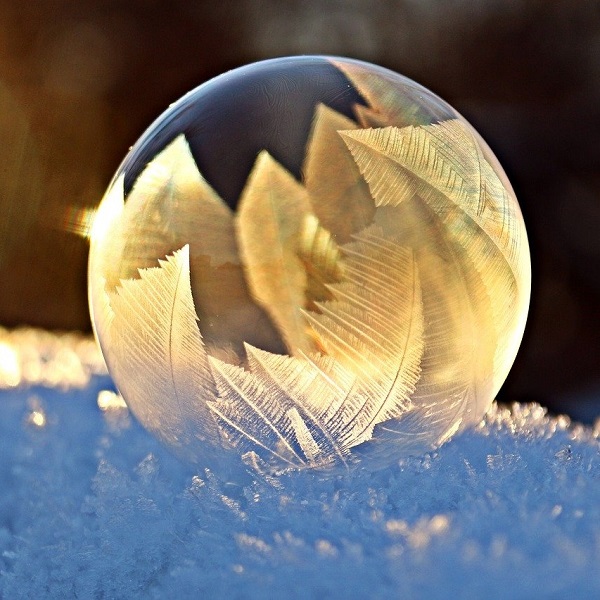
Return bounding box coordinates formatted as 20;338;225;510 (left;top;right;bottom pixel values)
0;0;599;420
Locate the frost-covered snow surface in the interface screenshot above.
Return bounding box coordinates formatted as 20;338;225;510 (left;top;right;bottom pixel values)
1;329;599;599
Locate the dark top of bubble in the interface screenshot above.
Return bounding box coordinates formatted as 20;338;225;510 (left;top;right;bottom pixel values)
119;56;453;210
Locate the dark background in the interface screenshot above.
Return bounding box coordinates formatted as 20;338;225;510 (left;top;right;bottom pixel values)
0;0;599;421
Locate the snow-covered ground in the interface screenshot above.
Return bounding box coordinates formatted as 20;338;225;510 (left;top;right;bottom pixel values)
1;329;599;599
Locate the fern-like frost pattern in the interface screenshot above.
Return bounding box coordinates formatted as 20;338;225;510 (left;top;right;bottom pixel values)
89;57;530;474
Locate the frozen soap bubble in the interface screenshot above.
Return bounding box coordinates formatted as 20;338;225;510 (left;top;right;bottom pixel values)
88;56;531;475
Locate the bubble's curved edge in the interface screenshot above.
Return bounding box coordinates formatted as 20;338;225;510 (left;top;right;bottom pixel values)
87;56;533;477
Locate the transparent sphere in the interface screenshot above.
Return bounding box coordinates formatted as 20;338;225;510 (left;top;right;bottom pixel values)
89;56;531;475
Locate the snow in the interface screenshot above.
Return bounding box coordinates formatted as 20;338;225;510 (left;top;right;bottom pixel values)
1;329;599;599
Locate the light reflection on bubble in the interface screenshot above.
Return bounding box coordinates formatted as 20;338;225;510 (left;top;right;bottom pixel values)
61;205;98;239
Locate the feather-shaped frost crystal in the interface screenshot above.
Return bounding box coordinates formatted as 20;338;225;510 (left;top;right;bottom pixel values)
88;56;531;476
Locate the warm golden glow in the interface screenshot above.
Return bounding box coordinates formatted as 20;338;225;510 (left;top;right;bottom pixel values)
97;389;127;411
62;205;98;238
88;57;531;473
385;514;450;549
89;175;124;244
26;394;47;428
0;341;21;387
29;410;46;427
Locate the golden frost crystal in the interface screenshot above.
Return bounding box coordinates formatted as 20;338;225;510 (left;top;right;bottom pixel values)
88;57;531;475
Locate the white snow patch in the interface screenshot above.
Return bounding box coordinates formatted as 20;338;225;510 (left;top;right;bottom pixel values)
0;330;599;599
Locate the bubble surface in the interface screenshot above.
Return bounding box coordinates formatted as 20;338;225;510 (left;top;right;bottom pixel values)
88;56;531;474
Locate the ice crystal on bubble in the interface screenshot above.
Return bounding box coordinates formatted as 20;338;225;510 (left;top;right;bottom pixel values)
88;56;531;475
